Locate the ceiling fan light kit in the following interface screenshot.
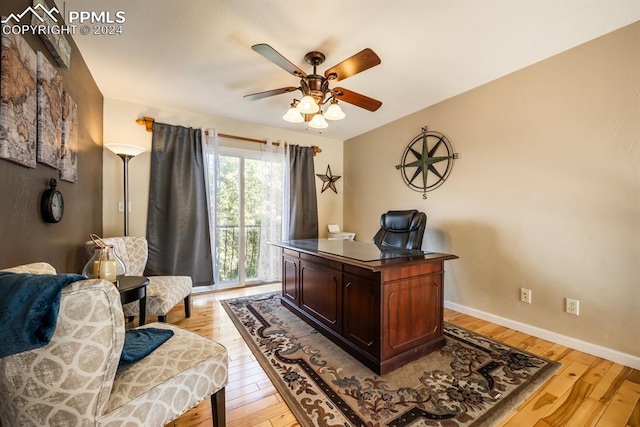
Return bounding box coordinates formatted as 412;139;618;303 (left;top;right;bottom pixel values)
245;44;382;129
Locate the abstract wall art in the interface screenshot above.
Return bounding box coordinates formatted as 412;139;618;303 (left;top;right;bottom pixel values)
37;51;63;169
0;29;37;168
60;91;78;182
31;0;71;69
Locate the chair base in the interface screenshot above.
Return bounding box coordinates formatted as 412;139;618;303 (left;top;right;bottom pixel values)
130;295;191;324
185;295;191;318
211;387;225;426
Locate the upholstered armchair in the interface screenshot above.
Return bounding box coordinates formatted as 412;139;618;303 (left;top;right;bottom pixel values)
372;209;427;250
0;262;227;427
88;236;192;323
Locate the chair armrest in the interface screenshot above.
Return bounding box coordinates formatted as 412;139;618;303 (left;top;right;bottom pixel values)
0;278;125;425
1;262;57;275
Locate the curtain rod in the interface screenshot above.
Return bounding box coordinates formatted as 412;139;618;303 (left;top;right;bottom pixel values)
135;116;322;155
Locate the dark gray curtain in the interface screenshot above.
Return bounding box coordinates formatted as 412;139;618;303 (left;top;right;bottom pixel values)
288;145;318;239
146;122;213;286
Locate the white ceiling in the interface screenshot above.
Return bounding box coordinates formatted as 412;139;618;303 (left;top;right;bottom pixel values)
57;0;639;141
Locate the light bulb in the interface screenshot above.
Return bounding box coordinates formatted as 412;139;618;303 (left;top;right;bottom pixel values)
296;95;320;114
308;113;328;129
324;101;345;120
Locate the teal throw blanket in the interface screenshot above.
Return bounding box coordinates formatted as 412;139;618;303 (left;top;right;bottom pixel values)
120;327;174;364
0;272;86;358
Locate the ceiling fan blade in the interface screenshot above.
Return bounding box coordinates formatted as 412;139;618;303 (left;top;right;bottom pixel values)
324;48;381;82
252;44;307;78
334;87;382;112
244;87;298;101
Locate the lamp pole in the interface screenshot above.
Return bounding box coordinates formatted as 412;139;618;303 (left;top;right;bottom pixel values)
104;143;145;237
117;153;134;236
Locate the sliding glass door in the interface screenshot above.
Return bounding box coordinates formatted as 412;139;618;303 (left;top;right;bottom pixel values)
212;146;283;287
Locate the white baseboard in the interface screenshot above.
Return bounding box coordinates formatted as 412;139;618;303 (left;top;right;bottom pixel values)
444;300;640;370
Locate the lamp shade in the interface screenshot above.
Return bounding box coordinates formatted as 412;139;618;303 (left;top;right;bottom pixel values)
324;101;345;120
308;113;328;129
296;95;320;114
283;106;304;123
104;143;145;157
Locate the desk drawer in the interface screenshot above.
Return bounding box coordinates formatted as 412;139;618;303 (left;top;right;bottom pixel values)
299;258;342;333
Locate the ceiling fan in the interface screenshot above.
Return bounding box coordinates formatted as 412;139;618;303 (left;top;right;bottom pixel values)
244;44;382;128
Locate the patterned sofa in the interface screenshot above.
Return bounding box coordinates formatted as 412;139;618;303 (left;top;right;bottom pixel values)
0;262;227;426
88;236;192;323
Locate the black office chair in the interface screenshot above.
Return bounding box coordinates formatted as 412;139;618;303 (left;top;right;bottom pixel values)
372;210;427;250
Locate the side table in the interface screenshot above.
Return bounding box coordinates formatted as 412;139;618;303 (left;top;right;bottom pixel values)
117;276;150;326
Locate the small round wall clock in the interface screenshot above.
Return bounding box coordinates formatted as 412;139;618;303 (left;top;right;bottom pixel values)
395;126;458;199
41;178;64;223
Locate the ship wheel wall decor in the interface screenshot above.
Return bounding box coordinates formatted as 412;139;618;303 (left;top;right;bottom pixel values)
395;127;458;199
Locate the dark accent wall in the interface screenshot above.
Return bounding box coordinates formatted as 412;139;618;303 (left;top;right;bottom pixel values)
0;0;103;272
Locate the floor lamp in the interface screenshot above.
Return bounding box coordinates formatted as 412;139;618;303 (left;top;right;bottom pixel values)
105;143;145;236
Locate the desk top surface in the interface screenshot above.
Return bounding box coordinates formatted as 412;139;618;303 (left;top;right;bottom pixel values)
272;239;457;269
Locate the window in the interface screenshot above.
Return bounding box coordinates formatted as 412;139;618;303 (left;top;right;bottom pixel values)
206;144;284;288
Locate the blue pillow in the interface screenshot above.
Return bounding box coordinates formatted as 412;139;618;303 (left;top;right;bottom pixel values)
120;327;174;364
0;272;86;358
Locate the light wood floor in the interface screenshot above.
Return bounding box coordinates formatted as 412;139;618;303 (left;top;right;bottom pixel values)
158;284;639;427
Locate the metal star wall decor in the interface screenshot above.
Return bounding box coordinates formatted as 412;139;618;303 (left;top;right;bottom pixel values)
316;164;341;194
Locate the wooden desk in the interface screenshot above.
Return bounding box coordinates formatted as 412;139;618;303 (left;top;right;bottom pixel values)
272;239;458;375
117;276;149;326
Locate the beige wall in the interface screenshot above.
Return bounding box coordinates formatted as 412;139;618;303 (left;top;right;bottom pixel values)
344;22;640;359
102;98;344;239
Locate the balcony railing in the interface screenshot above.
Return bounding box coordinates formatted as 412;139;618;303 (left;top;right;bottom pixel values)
217;224;261;282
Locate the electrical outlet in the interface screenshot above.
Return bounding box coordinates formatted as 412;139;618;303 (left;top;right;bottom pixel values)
566;298;579;315
117;202;131;213
520;288;532;304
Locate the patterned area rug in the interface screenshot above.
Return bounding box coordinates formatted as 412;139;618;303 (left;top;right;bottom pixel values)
222;292;560;427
